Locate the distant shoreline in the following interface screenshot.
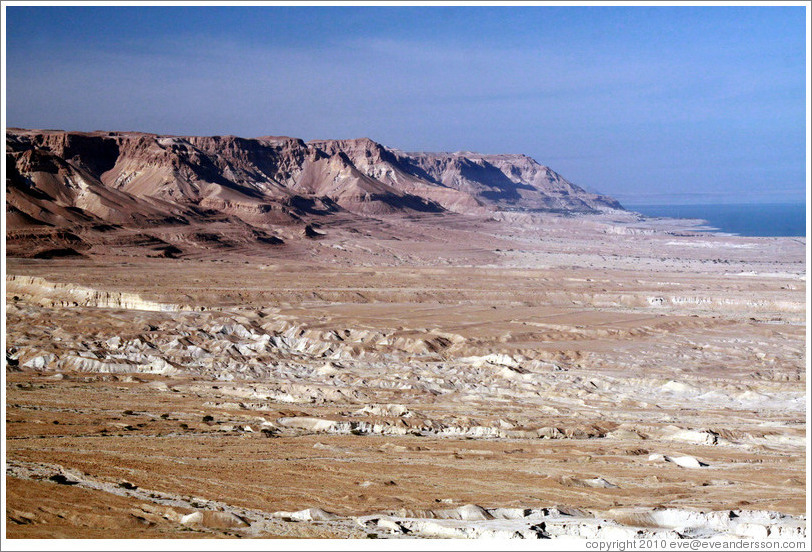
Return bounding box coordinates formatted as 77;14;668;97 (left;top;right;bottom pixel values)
624;202;806;238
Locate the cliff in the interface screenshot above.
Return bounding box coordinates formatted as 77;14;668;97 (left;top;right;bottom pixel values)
6;128;623;258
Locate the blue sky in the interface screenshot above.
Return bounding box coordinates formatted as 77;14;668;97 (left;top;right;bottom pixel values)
4;6;808;204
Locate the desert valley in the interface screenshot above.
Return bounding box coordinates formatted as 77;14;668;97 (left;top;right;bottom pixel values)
4;129;807;540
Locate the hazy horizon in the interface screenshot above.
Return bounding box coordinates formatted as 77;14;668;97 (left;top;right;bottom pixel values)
5;5;808;205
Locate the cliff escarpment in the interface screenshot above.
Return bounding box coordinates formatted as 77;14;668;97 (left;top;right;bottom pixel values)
6;128;623;258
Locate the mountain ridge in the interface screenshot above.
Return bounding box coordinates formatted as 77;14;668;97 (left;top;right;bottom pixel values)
5;128;624;259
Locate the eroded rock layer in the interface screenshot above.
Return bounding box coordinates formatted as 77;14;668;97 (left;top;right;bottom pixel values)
5;211;806;539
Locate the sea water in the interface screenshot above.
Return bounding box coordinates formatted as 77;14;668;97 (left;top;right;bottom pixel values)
624;203;807;237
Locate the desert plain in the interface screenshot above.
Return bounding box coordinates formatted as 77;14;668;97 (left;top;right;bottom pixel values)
4;208;808;540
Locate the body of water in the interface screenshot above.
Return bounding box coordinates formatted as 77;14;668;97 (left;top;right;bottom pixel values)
624;203;807;237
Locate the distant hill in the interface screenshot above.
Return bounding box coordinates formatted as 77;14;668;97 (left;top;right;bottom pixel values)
6;128;623;258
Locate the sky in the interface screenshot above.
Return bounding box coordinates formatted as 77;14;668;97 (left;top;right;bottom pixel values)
4;5;808;205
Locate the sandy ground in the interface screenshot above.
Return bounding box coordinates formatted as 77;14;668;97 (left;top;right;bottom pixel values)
3;212;808;540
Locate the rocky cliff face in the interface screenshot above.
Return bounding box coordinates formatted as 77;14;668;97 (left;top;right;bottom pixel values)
393;151;623;212
6;128;623;258
307;138;621;214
